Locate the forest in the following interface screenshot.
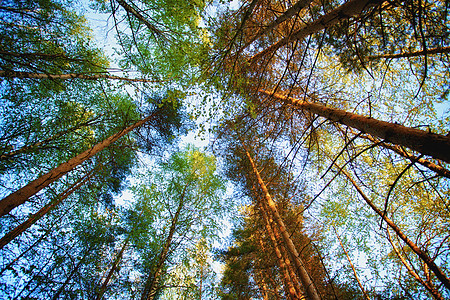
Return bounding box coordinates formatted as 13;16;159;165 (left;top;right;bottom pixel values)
0;0;449;299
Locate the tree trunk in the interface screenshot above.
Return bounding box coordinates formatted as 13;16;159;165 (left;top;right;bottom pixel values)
96;237;130;300
249;0;385;63
261;89;450;164
0;114;154;217
257;199;304;299
52;247;92;300
337;164;450;291
367;46;450;60
115;0;165;38
141;183;189;300
333;226;370;300
245;148;321;300
0;169;95;249
0;70;158;83
386;228;444;300
240;0;312;52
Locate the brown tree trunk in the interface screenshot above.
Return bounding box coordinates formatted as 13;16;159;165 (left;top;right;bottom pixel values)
257;199;304;299
367;46;450;60
337;164;450;291
249;0;385;63
261;89;450;164
0;70;158;83
141;183;189;300
115;0;165;38
245;148;321;300
333;226;370;300
241;0;312;52
0;114;154;217
96;237;130;300
386;228;444;300
0;168;95;249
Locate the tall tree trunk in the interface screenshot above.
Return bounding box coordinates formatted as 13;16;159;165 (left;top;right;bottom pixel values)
386;228;444;300
367;46;450;60
0;168;95;249
249;0;385;63
52;247;92;300
333;226;370;300
115;0;165;38
240;0;312;52
257;199;304;299
0;114;154;217
96;237;130;300
261;89;450;164
337;164;450;291
245;148;321;300
0;70;158;83
141;183;189;300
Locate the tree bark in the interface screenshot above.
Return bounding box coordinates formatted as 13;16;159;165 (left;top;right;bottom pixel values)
337;164;450;291
261;89;450;164
0;70;159;83
245;148;321;300
0;169;94;249
249;0;384;63
0;114;154;217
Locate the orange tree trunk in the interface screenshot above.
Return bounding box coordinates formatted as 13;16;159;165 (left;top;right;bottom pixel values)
261;89;450;164
245;149;321;300
0;169;94;249
0;114;154;217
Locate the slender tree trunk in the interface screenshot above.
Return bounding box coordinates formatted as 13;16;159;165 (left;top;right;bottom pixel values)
333;226;370;300
115;0;165;38
337;164;450;290
0;70;158;83
261;89;450;164
386;228;444;300
96;237;130;300
0;114;154;217
245;148;321;300
52;247;92;300
257;199;304;299
240;0;312;51
249;0;385;63
367;46;450;60
0;169;95;249
141;183;189;300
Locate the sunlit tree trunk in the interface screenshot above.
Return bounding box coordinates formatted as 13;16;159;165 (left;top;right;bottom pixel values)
115;0;164;38
250;0;384;63
0;114;154;217
333;226;370;300
245;148;321;300
0;168;95;249
337;164;450;291
0;70;158;83
386;228;444;300
261;89;450;163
